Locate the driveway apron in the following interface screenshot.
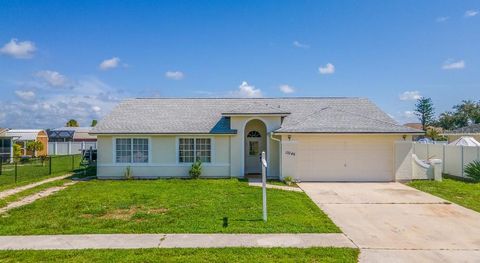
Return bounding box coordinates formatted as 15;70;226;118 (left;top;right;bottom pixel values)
299;182;480;263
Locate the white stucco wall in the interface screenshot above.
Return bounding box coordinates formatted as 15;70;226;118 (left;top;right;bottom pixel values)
96;135;231;178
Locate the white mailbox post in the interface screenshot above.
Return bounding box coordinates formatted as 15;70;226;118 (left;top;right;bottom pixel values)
261;151;267;222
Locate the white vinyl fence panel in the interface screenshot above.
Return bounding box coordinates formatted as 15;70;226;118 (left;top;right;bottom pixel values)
48;142;97;156
408;142;480;178
444;145;462;177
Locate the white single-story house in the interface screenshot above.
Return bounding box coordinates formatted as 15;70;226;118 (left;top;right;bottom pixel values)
0;128;13;162
91;98;423;182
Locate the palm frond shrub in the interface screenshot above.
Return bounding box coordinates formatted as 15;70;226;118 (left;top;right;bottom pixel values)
465;160;480;181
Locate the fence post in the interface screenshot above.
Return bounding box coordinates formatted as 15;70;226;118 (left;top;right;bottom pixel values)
442;144;446;173
68;142;72;155
461;146;464;178
14;162;17;183
49;156;52;175
54;142;57;155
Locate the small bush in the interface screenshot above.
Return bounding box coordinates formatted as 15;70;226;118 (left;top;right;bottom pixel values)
123;166;133;180
465;160;480;181
283;176;294;186
13;144;22;157
189;161;202;179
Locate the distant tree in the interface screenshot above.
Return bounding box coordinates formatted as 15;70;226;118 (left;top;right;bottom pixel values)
26;141;44;157
414;97;435;131
436;111;457;130
425;127;447;141
66;119;79;127
452;100;480;126
91;119;98;127
437;100;480;130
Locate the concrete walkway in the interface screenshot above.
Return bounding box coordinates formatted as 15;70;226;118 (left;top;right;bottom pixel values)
300;182;480;263
0;173;72;199
0;233;355;250
247;178;303;192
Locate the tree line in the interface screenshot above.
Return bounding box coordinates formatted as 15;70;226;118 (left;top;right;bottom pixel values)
415;98;480;131
66;119;97;127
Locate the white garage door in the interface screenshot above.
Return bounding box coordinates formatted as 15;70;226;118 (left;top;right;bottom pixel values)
295;136;394;182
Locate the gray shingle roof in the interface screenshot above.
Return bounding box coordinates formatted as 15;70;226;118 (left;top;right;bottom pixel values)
91;98;422;134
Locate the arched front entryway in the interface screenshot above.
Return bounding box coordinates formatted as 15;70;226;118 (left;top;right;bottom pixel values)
244;119;267;175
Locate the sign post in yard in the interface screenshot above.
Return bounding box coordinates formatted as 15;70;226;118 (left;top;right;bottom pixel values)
261;151;267;222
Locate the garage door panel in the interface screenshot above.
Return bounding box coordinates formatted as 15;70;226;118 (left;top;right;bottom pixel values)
294;136;394;182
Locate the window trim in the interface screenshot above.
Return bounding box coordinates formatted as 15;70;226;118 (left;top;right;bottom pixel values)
112;137;151;165
176;136;215;165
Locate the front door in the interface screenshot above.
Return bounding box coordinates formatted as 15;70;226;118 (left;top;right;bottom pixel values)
245;131;262;174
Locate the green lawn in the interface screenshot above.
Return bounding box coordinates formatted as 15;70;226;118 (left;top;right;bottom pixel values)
0;179;339;234
408;178;480;212
0;248;359;263
0;155;82;191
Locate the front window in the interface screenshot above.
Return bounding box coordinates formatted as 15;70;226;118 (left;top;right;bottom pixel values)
179;138;211;163
115;138;148;163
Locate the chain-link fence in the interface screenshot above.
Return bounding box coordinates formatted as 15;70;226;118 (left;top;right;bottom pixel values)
0;154;83;188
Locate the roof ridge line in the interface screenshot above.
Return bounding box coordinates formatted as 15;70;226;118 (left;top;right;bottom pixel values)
333;108;411;128
283;107;331;127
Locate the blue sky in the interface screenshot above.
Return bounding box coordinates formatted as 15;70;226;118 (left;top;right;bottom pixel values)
0;0;479;128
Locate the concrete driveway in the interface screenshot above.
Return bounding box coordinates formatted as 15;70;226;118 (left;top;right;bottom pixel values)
299;182;480;263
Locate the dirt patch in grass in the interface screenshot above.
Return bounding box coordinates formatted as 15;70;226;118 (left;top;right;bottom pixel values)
99;207;138;220
148;208;168;214
86;206;169;221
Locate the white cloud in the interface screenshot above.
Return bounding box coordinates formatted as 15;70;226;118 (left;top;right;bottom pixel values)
279;84;295;94
403;110;416;119
399;91;422;101
35;70;67;87
318;63;335;74
442;59;465;70
0;77;125;128
0;38;36;59
92;105;101;112
436;16;449;22
165;71;185;80
465;10;479;17
99;57;121;70
293;41;309;49
14;90;36;101
230;81;263;98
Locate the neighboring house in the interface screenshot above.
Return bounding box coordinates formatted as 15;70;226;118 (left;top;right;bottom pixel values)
404;123;424;141
92;98;422;182
442;124;480;143
0;128;13;162
6;129;49;156
48;127;97;142
404;123;423;130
